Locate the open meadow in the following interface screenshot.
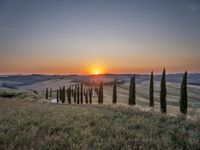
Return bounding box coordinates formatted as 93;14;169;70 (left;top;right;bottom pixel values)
0;74;200;149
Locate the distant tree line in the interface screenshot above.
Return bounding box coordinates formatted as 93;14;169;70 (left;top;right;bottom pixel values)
45;69;188;115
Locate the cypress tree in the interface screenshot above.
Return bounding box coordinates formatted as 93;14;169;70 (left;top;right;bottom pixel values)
50;88;52;98
149;71;154;107
56;90;59;103
71;86;74;97
85;89;88;104
73;87;75;97
95;86;99;96
81;84;83;104
69;86;71;103
132;76;136;105
77;86;80;104
129;76;136;105
101;82;103;103
66;87;69;103
98;84;100;103
83;86;86;96
160;69;167;113
59;87;62;102
67;88;71;104
128;77;132;105
89;87;92;104
46;88;48;100
98;82;103;104
112;79;117;104
62;86;66;103
180;72;188;115
74;86;77;103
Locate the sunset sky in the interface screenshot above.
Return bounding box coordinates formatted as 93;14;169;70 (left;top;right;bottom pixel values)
0;0;200;74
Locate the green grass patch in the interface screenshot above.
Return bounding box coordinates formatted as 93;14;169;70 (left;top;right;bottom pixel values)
0;91;23;98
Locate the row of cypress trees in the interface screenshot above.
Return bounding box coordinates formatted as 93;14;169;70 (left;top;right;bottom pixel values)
45;88;53;99
45;70;188;115
127;69;188;115
46;84;94;104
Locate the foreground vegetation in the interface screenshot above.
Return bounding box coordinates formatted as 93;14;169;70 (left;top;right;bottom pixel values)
0;92;200;150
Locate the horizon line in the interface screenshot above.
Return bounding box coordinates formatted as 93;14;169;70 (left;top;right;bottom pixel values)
0;71;199;76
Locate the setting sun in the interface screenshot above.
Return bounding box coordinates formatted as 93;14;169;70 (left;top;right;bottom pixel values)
95;70;100;75
89;66;105;75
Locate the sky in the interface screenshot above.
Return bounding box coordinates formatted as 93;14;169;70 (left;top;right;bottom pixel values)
0;0;200;75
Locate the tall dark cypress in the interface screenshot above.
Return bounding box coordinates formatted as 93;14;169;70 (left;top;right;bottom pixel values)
50;88;52;98
66;87;68;103
160;69;167;113
98;82;103;104
132;76;136;105
85;89;88;104
46;88;48;100
71;86;74;97
129;76;136;105
89;87;92;104
149;71;154;107
98;85;100;103
112;79;117;104
56;90;59;103
81;84;83;104
69;86;71;103
180;72;188;115
74;86;77;103
102;82;104;104
83;86;86;96
128;78;132;105
62;86;66;103
95;86;99;96
59;87;62;102
77;85;80;104
67;86;71;104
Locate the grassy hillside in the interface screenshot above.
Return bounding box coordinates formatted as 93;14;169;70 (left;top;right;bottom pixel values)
0;95;200;150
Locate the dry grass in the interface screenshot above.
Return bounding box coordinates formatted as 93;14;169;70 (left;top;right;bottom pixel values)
0;92;200;150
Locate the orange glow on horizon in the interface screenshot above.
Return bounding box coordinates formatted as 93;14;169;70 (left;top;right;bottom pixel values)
89;66;105;75
94;70;100;75
0;63;199;75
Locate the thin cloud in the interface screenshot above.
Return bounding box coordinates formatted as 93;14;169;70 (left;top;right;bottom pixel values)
186;0;200;11
187;5;200;11
0;27;15;32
